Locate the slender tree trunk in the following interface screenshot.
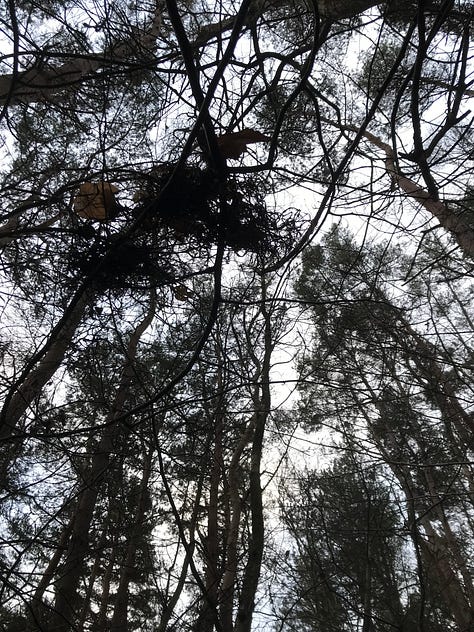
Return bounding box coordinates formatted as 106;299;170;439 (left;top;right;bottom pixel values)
49;297;156;632
220;419;254;631
27;517;74;631
78;524;110;629
96;542;117;631
361;493;373;632
423;467;474;607
155;550;191;632
390;310;474;447
419;520;473;631
155;433;211;632
233;403;267;632
349;372;473;630
369;289;474;447
50;428;118;630
193;355;225;632
234;278;272;632
369;406;474;631
0;288;92;525
0;288;91;443
110;444;154;631
196;416;222;632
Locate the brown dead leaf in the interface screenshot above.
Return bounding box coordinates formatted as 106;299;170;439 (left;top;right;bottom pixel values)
174;284;190;301
74;181;119;221
217;128;271;159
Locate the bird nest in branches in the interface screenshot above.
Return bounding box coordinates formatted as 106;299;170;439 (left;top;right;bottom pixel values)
70;235;177;292
133;164;299;257
70;164;301;292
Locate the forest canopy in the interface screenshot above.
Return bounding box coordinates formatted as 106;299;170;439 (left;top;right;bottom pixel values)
0;0;473;630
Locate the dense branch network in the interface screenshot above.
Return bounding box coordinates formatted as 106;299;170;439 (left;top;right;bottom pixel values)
0;0;473;630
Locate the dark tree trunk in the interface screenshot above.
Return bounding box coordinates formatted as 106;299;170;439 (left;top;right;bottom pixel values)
49;298;156;631
110;445;154;631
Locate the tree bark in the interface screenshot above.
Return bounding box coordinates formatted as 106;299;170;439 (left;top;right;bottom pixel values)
349;357;474;631
419;520;473;631
196;407;222;632
369;401;474;631
0;287;92;493
220;420;254;630
97;542;117;631
78;526;110;629
318;0;378;19
0;59;102;106
388;306;474;447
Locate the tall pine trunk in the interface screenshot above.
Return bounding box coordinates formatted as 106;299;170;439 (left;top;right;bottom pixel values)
48;297;156;631
110;444;154;631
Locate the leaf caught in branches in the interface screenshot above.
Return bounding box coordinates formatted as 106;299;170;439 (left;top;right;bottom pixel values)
217;128;271;159
74;182;119;221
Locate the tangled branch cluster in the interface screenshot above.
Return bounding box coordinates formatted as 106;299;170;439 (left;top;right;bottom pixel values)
70;164;301;291
134;164;301;257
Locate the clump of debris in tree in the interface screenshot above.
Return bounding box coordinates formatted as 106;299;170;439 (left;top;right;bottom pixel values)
72;237;176;291
71;163;301;291
132;163;298;255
